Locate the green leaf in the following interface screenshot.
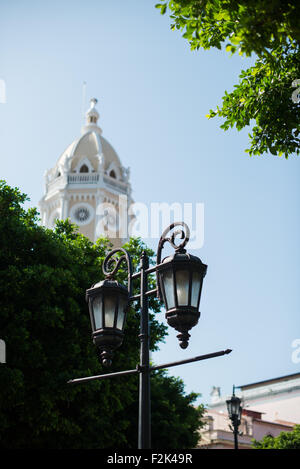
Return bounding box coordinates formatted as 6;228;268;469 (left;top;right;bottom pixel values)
155;0;300;158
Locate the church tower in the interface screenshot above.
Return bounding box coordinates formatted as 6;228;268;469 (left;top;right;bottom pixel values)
39;98;133;245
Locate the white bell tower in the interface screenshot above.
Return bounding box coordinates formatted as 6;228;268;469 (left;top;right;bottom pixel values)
39;98;133;245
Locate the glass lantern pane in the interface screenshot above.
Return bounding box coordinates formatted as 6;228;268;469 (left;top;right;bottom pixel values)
227;397;240;418
162;270;175;309
191;272;201;307
104;295;116;328
238;404;242;421
93;296;103;330
232;399;240;416
176;270;189;306
226;401;232;417
116;297;127;330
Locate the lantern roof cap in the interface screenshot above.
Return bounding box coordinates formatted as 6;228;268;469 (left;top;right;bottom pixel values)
86;278;128;298
160;251;207;271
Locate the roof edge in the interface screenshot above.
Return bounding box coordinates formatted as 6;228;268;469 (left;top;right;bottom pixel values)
238;372;300;390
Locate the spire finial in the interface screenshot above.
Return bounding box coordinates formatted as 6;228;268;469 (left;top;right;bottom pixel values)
90;97;98;107
85;97;99;125
81;96;102;134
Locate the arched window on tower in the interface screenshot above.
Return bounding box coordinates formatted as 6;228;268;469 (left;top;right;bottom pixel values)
88;116;97;124
80;164;89;173
109;170;116;179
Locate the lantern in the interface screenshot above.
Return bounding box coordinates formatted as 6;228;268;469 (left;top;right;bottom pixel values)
86;278;129;366
226;392;242;424
157;250;207;348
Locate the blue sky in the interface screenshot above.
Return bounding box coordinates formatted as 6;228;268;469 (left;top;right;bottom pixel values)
1;0;299;407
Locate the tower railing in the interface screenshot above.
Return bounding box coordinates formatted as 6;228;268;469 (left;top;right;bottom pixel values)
45;172;129;195
68;173;100;184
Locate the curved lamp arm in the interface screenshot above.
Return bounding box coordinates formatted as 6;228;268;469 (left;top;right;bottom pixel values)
103;248;133;297
156;221;190;265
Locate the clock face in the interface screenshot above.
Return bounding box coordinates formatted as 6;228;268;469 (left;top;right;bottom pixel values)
75;206;90;222
71;203;94;226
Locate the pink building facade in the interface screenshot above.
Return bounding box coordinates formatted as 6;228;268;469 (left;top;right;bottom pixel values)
198;372;300;449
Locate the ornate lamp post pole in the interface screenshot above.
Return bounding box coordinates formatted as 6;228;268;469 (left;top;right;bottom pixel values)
68;222;232;449
226;385;243;450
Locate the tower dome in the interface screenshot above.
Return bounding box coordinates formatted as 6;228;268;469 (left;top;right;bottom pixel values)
39;98;133;245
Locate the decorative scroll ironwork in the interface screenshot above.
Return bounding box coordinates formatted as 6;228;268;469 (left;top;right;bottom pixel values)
102;248;133;296
156;221;190;266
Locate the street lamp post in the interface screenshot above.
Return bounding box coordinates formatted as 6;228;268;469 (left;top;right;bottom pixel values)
226;385;242;450
68;222;232;449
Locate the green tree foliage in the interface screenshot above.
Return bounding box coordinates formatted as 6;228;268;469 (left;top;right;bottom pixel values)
151;370;204;449
0;180;203;449
253;425;300;449
155;1;300;158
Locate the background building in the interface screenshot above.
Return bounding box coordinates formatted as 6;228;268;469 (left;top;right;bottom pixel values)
198;372;300;449
39;98;133;246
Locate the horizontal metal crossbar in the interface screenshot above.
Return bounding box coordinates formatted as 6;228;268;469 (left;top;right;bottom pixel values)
150;349;232;371
130;288;158;302
67;349;232;385
67;367;139;384
130;263;164;280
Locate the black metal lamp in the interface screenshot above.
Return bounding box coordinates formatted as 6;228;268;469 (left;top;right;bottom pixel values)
226;391;242;424
156;223;207;349
86;249;132;366
226;385;242;449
